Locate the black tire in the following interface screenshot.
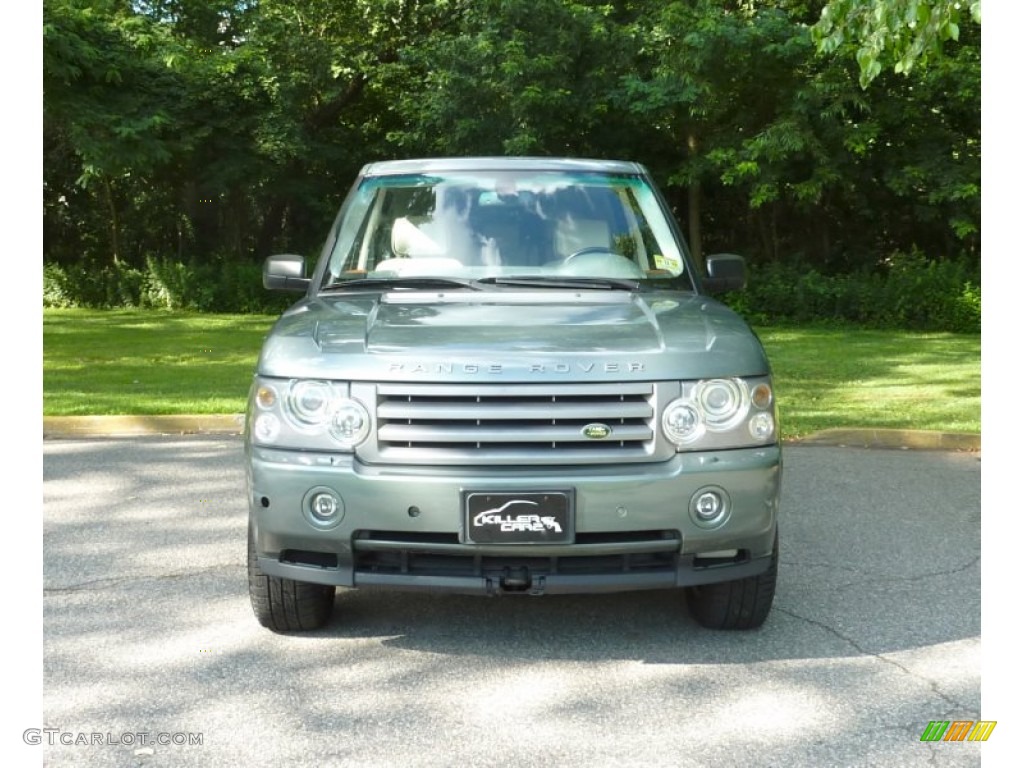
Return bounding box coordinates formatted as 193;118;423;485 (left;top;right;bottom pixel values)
248;524;335;632
686;530;778;630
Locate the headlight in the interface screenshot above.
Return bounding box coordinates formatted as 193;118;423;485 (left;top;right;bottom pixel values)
662;401;705;444
253;412;281;443
662;376;776;450
285;380;335;428
328;401;370;448
749;411;775;440
249;377;371;451
696;378;748;430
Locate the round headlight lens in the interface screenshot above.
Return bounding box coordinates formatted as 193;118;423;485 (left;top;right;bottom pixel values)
697;378;748;430
253;413;281;444
749;411;775;441
329;400;370;448
663;400;704;445
286;380;334;427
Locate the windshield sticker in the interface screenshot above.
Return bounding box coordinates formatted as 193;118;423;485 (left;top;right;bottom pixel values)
653;253;682;272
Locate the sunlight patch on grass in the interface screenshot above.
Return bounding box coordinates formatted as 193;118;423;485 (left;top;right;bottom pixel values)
757;327;979;437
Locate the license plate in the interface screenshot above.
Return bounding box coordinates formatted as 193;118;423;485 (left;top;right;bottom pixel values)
463;491;574;545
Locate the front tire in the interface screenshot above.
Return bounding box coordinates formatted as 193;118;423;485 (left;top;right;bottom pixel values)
248;524;335;631
686;531;778;630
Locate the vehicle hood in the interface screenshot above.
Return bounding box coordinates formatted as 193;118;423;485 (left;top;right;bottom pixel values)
257;289;770;382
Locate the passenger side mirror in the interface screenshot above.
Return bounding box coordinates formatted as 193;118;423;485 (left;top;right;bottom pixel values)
703;253;746;293
263;254;310;292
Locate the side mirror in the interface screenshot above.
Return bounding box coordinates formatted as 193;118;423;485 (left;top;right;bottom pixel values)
263;254;311;292
703;253;746;293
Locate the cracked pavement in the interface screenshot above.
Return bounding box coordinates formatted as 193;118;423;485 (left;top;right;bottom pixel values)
39;438;982;767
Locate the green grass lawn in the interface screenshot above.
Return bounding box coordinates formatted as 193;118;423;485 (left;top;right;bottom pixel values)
43;309;277;416
756;327;980;437
43;309;980;438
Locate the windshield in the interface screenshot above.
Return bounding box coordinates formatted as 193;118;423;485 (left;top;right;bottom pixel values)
321;170;692;288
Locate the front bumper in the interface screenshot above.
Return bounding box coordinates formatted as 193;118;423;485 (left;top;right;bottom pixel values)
248;444;781;595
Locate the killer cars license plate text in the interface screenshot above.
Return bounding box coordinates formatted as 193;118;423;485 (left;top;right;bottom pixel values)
464;491;574;544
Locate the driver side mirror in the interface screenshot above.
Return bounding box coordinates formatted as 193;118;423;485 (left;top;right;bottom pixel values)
263;254;310;292
703;253;746;293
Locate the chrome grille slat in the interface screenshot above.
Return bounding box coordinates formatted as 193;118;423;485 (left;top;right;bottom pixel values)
377;401;653;420
375;446;652;464
378;423;653;443
376;383;654;397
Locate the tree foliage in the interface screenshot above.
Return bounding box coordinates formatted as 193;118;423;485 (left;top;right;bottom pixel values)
812;0;982;87
43;0;980;321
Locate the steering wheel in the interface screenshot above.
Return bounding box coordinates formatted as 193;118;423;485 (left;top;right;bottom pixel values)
564;246;615;263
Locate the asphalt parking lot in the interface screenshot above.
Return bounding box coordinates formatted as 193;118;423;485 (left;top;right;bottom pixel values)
37;437;983;767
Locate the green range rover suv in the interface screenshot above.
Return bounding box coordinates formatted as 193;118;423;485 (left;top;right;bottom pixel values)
246;157;782;632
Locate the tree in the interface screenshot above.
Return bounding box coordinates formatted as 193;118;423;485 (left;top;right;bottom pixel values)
621;1;863;263
44;0;189;264
812;0;982;87
381;0;640;158
42;0;980;304
620;0;978;268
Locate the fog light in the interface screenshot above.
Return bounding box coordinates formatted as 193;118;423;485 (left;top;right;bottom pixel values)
311;493;338;519
695;491;721;519
302;487;344;528
689;486;730;528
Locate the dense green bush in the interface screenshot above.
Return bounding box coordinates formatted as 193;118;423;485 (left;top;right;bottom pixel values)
43;258;293;314
44;252;979;332
43;261;149;309
724;252;980;332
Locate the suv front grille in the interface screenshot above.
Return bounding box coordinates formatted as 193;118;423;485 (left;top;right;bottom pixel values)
361;382;668;466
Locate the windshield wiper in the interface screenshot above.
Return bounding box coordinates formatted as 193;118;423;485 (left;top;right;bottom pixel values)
476;276;642;291
322;276;484;292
